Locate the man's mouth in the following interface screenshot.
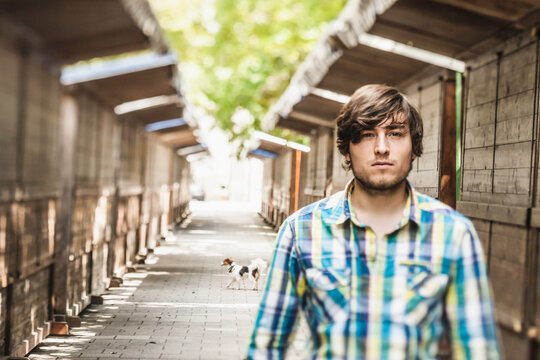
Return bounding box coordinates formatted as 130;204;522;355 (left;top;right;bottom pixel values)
372;161;393;168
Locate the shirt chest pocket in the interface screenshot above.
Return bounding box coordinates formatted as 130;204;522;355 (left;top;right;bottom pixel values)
305;267;351;323
404;269;449;326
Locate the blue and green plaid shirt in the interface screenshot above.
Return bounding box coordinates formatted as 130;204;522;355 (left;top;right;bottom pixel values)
247;179;500;359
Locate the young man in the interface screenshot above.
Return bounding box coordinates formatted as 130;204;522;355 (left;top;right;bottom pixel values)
247;84;501;359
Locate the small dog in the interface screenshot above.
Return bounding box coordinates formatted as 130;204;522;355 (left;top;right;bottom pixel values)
221;257;268;290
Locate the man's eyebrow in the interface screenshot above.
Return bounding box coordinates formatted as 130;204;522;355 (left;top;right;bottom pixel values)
384;123;408;130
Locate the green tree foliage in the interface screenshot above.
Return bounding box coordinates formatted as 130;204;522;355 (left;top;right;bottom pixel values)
150;0;346;144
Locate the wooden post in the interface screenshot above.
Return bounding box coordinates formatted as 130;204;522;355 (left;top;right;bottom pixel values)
439;73;457;208
289;150;302;214
106;118;122;278
52;94;78;317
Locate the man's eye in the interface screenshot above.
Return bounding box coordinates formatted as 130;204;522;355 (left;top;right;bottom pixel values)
361;133;375;138
389;132;403;137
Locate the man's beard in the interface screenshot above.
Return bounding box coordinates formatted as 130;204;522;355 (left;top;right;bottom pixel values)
351;158;413;195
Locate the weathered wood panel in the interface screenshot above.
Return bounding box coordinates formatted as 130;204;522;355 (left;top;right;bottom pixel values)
467;60;498;108
0;40;19;191
119;121;144;189
461;34;540;359
497;43;536;98
10;268;50;353
471;218;490;258
304;132;317;198
99;110;117;188
463;146;493;170
314;128;333;199
273;150;292;227
16;200;56;279
22;58;61;191
489;222;528;328
331;128;349;195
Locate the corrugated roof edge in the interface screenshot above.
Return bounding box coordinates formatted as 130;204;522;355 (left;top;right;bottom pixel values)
119;0;169;55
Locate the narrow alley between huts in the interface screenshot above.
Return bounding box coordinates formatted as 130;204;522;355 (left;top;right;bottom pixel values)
27;201;308;360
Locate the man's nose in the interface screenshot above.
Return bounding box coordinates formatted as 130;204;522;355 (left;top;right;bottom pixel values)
374;134;390;155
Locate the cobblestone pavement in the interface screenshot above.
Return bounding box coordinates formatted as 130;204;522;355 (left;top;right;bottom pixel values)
27;201;309;360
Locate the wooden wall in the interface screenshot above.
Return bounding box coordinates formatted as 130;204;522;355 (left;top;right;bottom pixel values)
405;77;444;199
304;127;333;204
0;28;193;357
0;32;61;355
259;157;274;224
258;148;309;229
457;32;540;360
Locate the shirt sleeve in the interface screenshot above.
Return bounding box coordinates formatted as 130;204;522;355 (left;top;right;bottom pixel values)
246;218;303;360
445;224;502;359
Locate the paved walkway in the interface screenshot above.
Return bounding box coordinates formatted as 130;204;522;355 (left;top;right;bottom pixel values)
27;201;308;360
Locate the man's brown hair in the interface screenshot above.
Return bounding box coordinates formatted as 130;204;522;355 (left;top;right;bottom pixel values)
336;84;423;170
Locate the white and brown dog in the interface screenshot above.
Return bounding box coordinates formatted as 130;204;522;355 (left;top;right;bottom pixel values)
221;257;268;290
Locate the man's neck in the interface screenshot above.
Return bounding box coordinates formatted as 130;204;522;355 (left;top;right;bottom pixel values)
349;179;409;239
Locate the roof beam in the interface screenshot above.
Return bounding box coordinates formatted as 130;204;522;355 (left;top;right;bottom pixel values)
430;0;540;22
289;111;335;129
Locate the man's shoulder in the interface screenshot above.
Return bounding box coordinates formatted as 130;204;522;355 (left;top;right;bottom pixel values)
287;190;345;222
415;191;473;229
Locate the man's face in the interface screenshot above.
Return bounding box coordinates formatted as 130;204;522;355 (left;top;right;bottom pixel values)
345;118;415;192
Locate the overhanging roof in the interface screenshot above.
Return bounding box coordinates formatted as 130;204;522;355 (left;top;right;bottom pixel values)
121;99;184;124
246;131;310;159
0;0;167;63
263;0;540;133
158;127;200;149
62;53;179;108
367;0;540;60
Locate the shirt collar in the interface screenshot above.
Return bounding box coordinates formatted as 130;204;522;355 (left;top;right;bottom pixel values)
324;178;422;227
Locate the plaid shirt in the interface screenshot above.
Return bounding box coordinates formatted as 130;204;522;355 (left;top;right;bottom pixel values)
247;179;500;359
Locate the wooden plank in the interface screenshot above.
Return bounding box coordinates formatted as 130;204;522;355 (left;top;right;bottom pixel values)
493;168;531;195
460;190;530;207
470;218;490;257
494;142;532;169
490;260;525;328
410;169;438;188
498;61;536;99
499;42;536;75
495;115;533;145
497;325;530;360
467;61;498;107
457;201;529;225
491;222;528;265
420;81;442;105
497;90;535;122
413;186;438;198
417;151;438;172
422;133;439;153
463;146;493;170
528;208;540;228
53;94;78;315
466;101;496;129
462;169;492;193
431;0;540;22
0;40;20;187
489;222;528;331
465;125;495;149
419;100;441;134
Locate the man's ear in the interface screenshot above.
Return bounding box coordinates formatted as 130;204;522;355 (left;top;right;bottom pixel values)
345;153;350;162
